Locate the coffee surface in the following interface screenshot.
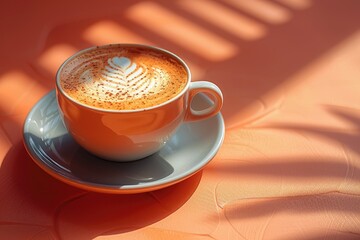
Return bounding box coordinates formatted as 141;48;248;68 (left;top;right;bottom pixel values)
59;45;188;110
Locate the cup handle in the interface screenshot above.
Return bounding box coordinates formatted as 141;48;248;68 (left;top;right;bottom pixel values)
184;81;223;122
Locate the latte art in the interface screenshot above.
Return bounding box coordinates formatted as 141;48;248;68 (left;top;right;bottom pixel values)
59;45;188;110
98;56;167;100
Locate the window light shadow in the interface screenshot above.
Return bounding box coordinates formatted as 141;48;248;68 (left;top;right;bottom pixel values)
126;1;239;61
275;0;312;10
222;0;293;24
83;20;152;46
1;0;359;148
178;0;267;40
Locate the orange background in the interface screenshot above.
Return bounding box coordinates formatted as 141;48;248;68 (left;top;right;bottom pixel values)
1;0;360;239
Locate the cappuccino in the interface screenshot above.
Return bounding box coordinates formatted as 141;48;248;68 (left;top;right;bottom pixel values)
59;45;188;110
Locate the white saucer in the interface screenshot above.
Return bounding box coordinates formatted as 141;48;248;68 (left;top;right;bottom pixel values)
23;90;225;194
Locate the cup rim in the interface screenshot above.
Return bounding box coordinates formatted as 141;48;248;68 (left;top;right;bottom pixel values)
55;43;191;113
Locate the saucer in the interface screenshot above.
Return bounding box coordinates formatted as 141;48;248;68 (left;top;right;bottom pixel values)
23;90;225;194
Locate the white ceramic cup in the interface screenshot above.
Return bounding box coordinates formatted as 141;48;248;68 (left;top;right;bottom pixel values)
56;44;223;161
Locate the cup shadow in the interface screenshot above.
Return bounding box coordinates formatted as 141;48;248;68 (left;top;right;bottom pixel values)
26;131;175;187
0;141;202;239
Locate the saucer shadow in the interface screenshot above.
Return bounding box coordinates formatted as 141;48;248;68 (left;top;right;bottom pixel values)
72;146;175;186
25;131;174;187
0;141;202;239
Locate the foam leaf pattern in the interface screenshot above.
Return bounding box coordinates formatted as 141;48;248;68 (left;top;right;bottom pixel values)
89;56;165;101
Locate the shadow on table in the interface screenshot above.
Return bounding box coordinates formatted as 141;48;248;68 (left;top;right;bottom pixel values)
220;192;360;239
205;105;360;238
274;105;360;156
0;141;201;239
278;232;360;240
19;0;360;127
2;0;359;128
1;0;360;238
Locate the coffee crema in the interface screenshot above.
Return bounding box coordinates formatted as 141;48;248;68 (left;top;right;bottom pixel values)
59;45;188;110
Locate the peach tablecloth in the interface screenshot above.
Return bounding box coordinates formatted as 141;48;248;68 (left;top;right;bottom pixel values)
1;0;360;239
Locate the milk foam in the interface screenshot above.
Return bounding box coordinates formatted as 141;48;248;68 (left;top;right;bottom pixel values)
79;56;169;101
60;46;187;110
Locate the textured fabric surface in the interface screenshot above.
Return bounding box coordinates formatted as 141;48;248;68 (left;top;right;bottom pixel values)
1;0;360;239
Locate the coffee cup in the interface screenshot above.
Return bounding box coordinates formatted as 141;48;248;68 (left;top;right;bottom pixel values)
56;44;223;161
